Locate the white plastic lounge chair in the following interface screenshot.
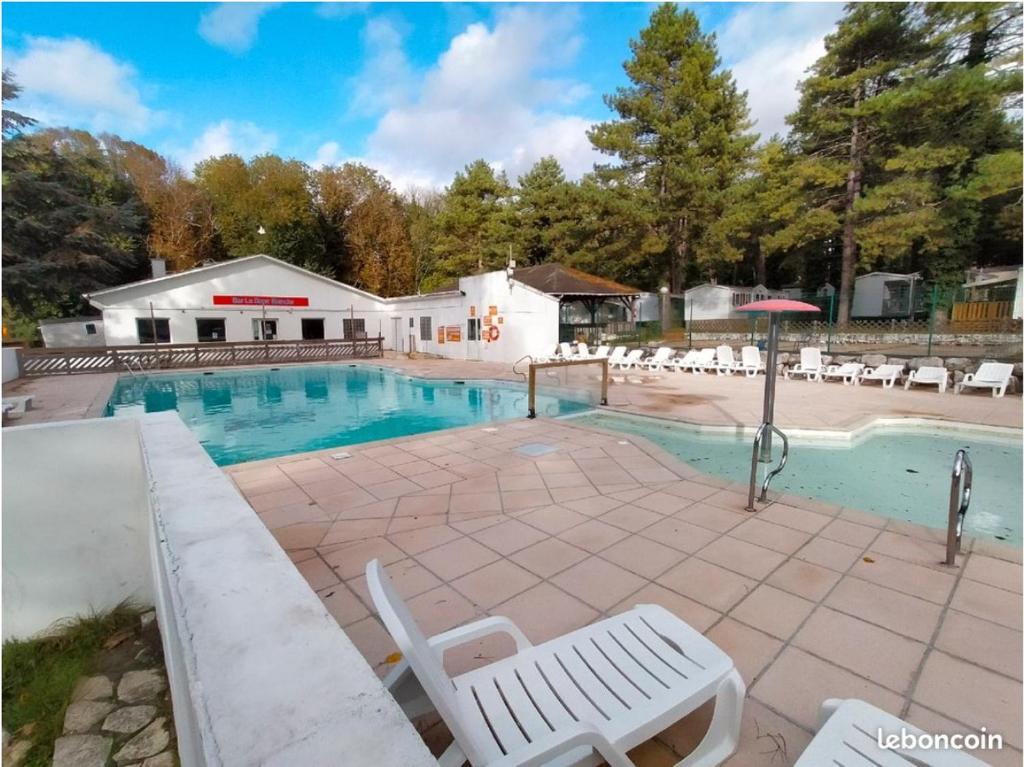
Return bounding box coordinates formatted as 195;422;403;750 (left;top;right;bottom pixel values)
712;346;739;376
606;346;627;366
669;349;701;373
574;343;591;359
637;347;675;372
612;349;644;370
592;345;611;359
734;346;764;378
692;348;718;374
368;559;745;767
795;698;988;766
955;362;1014;398
905;365;950;394
820;362;864;385
855;364;903;389
784;348;824;382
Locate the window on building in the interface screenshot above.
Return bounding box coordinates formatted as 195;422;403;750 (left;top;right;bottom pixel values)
84;323;97;335
301;318;325;340
196;318;226;342
252;319;278;340
342;318;366;339
136;318;170;344
409;317;415;328
419;317;432;341
467;317;480;341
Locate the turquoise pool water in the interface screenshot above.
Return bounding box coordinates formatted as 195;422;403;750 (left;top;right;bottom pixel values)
574;412;1023;545
105;365;591;466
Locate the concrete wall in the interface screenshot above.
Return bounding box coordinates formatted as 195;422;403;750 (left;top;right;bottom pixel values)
2;418;153;639
40;320;106;348
2;346;20;383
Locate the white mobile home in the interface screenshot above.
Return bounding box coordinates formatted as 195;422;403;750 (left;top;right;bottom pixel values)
39;317;106;348
682;283;785;320
851;272;923;319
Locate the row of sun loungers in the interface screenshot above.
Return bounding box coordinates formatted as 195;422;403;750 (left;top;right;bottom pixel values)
536;343;1014;396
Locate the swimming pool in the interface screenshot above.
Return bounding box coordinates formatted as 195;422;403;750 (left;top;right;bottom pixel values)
573;412;1023;545
105;365;591;466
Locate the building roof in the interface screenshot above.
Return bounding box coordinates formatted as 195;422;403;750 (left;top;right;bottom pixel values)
855;271;921;281
39;316;102;325
512;263;640;298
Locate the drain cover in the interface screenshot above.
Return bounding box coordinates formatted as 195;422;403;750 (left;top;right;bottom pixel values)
330;452;352;460
516;442;559;457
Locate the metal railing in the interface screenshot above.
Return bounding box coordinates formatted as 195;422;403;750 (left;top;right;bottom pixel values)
526;358;609;418
944;449;973;566
745;422;790;511
17;337;384;377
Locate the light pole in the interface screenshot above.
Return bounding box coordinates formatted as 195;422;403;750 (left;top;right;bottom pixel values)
659;286;670;337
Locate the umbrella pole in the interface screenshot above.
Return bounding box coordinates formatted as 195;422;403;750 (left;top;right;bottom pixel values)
759;314;780;463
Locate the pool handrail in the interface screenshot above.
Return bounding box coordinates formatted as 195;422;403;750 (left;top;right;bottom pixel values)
944;448;973;566
745;421;790;511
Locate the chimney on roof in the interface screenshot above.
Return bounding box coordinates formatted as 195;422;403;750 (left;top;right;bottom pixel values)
150;259;166;278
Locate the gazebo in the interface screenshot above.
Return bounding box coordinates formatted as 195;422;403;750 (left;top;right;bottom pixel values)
511;263;641;343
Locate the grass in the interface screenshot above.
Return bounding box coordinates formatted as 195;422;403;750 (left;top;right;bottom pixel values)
2;602;141;767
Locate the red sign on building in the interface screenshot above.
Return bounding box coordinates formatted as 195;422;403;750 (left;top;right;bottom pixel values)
212;295;310;307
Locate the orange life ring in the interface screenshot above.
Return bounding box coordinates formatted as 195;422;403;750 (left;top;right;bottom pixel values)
488;325;500;341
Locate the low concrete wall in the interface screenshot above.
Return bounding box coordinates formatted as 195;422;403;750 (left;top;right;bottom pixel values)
2;346;21;382
138;413;434;766
684;331;1022;347
2;418;153;639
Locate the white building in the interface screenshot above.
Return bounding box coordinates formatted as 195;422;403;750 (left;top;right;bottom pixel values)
682;283;786;321
38;317;106;347
850;272;923;319
84;255;638;364
961;267;1023;320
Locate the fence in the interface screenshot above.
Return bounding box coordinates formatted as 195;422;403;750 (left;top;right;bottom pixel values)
17;337;384;377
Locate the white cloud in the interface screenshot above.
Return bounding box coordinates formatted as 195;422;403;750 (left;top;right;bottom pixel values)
360;6;600;191
346;16;416;117
311;140;342;168
6;36;155;133
715;3;842;139
315;3;368;20
170;119;278;172
198;3;279;54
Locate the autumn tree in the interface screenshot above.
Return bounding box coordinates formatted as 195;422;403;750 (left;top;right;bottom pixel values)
588;3;755;291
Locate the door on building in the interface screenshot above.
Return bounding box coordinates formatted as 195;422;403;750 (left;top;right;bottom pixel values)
252;318;278;340
467;317;482;360
392;317;403;353
301;318;325;340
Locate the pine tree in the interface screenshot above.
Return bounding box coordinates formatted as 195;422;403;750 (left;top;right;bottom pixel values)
588;3;755;291
1;70;35;137
513;157;582;266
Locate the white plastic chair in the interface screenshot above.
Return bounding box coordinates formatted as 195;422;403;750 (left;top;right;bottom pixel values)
905;366;950;394
367;559;745;767
592;345;611;359
955;362;1014;398
735;346;764;378
558;342;574;360
712;346;738;376
637;347;675;372
606;346;627;366
612;349;645;370
784;348;824;382
575;343;591;359
669;349;701;373
855;364;903;389
795;698;989;766
820;362;864;385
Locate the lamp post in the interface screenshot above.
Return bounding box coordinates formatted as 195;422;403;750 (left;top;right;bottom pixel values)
659;286;670;337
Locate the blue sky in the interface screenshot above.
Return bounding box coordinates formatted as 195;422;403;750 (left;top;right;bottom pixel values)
2;2;843;190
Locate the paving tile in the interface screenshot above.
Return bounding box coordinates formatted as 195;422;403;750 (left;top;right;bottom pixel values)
272;522;331;551
776;494;842;517
258;502;333;530
288;549;317;564
561;494;622;516
318;583;369;627
448;514;505;534
792;606;926;694
914;651;1023;749
248;486;311;512
497;473;547;491
729;518;811;555
935;609;1023;680
296;556;340;591
298;475;361;502
406;585;480;636
599;504;663;533
697;537;786;581
950;578;1022;630
659;480;719;502
394;494;449;517
316;518;390;547
819;518;880;548
543;472;592;489
451;560;541;609
703;489;750;512
448;492;503;514
557;518;630;553
321;536;406;579
757;503;832;534
825;577;943;642
451;475;500;495
349;466;403;487
730;584;815;641
638;516;719;555
751;646;904;731
365;477;425;500
599;535;685;579
836;507;887;529
387;525;463;556
610;582;720;633
442;633;518;677
387;515;448;534
411;469;461;489
344;616;399;678
673;502;744;533
766;559;841;602
707;618;783;684
849;554;958;605
796;537;865;573
508;538;590;579
868;530;950;570
516;504;589;535
549;485;600;504
416;537;501;581
348;558;442;606
719;697;812;767
550;556;647;611
631;491;692;515
316;489;386;515
469;518;549;556
501;488;555;511
658;558;756;613
964;554;1023;594
491;582;599;644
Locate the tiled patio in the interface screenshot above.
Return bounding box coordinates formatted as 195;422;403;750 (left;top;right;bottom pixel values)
227;418;1024;767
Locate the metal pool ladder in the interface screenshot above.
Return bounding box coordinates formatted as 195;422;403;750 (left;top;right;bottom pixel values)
745;422;790;511
944;448;973;566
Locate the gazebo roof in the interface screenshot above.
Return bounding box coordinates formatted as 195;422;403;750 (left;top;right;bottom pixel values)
513;263;640;299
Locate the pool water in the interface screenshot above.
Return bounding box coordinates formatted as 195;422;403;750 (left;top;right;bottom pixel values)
105;365;591;466
574;412;1023;545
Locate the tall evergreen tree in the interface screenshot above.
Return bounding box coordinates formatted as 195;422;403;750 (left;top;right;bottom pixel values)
588;3;755;291
513;157;581;266
1;70;35;137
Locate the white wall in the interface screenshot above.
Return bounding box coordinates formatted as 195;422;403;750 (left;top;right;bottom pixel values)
684;285;734;320
851;274;885;317
1013;268;1023;320
40;320;106;348
2;418;153;639
2;347;20;383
